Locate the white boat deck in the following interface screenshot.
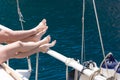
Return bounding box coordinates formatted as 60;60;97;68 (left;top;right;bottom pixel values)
0;65;14;80
0;63;30;80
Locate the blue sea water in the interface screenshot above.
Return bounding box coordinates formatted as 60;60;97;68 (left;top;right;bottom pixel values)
0;0;120;80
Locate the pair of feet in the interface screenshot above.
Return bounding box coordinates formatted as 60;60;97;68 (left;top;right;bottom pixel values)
26;19;56;53
22;19;48;42
37;35;56;53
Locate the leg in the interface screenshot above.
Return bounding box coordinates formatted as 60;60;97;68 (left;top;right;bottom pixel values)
20;26;47;42
0;19;48;43
15;40;56;58
16;35;51;52
0;35;55;64
31;19;47;32
7;26;48;43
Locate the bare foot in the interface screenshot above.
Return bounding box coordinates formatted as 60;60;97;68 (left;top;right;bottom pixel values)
39;40;56;53
38;35;51;45
32;28;48;42
33;28;47;41
15;40;56;58
22;27;48;42
32;19;48;33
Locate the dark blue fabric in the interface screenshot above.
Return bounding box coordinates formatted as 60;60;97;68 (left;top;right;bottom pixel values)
101;54;118;69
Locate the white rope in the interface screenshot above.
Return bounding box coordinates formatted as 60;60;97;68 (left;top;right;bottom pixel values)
65;58;75;80
92;0;108;76
35;53;39;80
100;53;114;77
65;58;72;80
16;0;32;72
74;60;79;80
17;0;40;79
66;65;68;80
81;0;86;64
16;0;25;30
92;0;105;60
